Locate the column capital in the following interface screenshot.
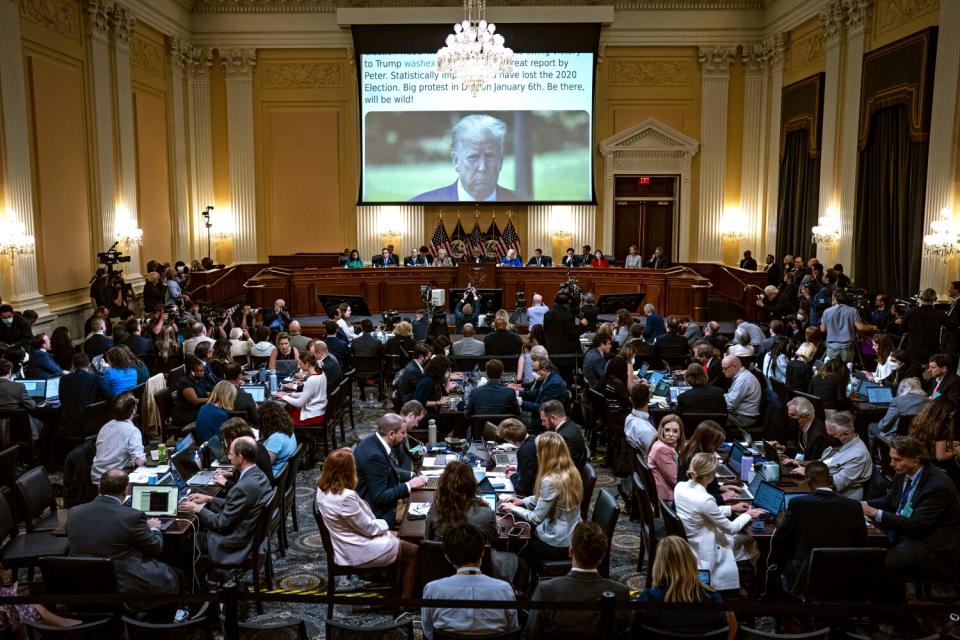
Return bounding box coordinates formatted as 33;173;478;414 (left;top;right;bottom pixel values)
698;46;736;77
187;46;213;77
762;33;788;70
820;0;845;46
741;42;768;75
219;48;257;77
86;0;112;40
844;0;872;36
109;3;136;47
167;37;192;71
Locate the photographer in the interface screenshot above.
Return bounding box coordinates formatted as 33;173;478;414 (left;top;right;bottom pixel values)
145;304;178;338
755;285;794;322
89;268;109;310
454;288;481;333
263;299;290;334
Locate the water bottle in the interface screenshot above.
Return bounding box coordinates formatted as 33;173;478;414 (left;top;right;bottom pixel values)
268;370;278;394
428;419;437;445
740;454;753;482
258;365;266;384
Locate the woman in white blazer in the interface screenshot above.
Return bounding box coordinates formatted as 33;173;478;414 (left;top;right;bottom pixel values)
672;453;766;592
276;351;327;426
315;448;418;598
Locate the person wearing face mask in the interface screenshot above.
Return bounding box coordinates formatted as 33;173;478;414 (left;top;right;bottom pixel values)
171;356;213;427
0;304;33;349
785;412;872;499
771;396;827;461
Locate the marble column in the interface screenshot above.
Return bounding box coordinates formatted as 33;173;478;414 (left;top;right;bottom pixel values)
168;38;192;263
816;0;845;263
837;0;871;275
220;48;258;264
919;0;960;292
0;0;48;313
740;43;768;258
86;0;117;255
762;34;787;259
697;46;736;262
110;2;141;279
187;46;214;260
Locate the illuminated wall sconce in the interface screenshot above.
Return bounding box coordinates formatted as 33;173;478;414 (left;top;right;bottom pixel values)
811;207;841;246
923;208;959;262
0;210;36;263
550;206;574;240
720;207;745;241
114;207;143;249
211;208;235;241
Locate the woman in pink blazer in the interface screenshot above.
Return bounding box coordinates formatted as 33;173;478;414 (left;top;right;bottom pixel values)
647;414;685;503
315;448;418;598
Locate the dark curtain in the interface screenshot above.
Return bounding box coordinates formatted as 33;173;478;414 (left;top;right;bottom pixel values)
776;129;820;261
853;104;927;297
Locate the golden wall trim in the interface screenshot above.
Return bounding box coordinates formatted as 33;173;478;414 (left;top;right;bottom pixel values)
20;0;81;41
791;29;824;72
130;32;165;76
261;61;343;89
607;59;690;87
876;0;938;32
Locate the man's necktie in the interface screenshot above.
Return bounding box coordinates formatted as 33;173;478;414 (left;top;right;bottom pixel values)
897;475;914;516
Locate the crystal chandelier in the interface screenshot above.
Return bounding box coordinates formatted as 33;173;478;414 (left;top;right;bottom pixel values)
114;213;143;248
811;209;840;245
437;0;514;97
0;215;35;262
922;209;959;262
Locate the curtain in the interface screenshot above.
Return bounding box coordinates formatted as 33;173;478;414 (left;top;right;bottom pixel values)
775;129;820;261
853;104;927;297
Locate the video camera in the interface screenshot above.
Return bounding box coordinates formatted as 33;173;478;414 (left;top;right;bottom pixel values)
96;242;134;302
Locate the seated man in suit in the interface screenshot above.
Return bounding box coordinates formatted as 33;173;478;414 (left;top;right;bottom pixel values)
654;315;691;365
769;461;868;598
540;399;587;472
863;436;960;581
397;345;431;403
582;335;612;390
58;353;109;435
373;247;399;267
322;320;350;363
526;248;553;268
410;114;520;203
452;323;486;357
646;246;669;269
67;469;180;597
775;396;828;461
83;318;114;358
561;247;580;269
691;342;725;389
311;340;343;390
353;413;428;527
869;377;929;442
677;363;727;414
526;521;631;639
513;358;567;434
350;319;383;359
483;316;523;357
180;436;273;566
421;523;518;639
403;247;427;267
926;353;960;404
465;359;519;419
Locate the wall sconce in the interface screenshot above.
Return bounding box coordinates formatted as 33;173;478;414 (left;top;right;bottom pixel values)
923;208;959;262
0;211;36;263
720;207;744;240
811;207;841;245
211;208;235;241
550;206;574;240
114;207;143;249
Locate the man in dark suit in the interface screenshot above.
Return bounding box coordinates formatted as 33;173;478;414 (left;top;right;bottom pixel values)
0;304;33;349
483;317;523;357
224;362;258;427
654;315;690;365
526;522;631;639
373;247;400;267
543;292;584;356
782;396;828;461
941;281;960;356
641;304;666;343
397;345;431;403
0;358;43;440
540;399;587;471
904;288;953;366
67;469;180;595
561;248;580;269
676;363;726;414
403;248;429;267
59;353;109;434
769;461;868;597
410;114;520;202
354;414;428;526
83;318;113;357
314;340;343;390
515;359;568;434
121;319;153;356
322;320;350;362
764;254;781;287
526;248;553;267
926;353;960;404
465;359;519;418
739;250;758;271
180;436;273;566
863;436;960;580
646;246;669;269
350;319;383;359
582;335;612;390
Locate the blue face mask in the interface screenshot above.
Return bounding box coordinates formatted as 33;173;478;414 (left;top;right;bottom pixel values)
1;317;12;325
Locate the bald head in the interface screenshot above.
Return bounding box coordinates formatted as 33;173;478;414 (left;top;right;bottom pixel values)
462;323;475;337
100;469;129;497
721;354;741;378
532;294;543;305
289;320;302;335
377;413;405;442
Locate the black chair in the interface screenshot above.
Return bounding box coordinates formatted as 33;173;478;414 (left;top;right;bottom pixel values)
283;442;305;541
25;618;116;639
153;388;176;441
16;466;65;532
791;390;826;423
325;618;413;640
580;462;597;521
268;464;290;556
419;539;494;585
591;489;620;577
585;388;607;451
313;500;397;618
166;364;186;390
738;627;831;640
239;619;308;639
634;454;661;518
122;603;213;639
352;355;385;402
0;409;38;467
631;472;661;573
468;415;520;443
635;624;729;640
0;495;69;579
678;412;727;438
804;547;886;604
0;445;19;521
39;556;119;618
77;400;111;438
659;499;686;540
433;630;522;640
249;355;271;369
211;489;276;615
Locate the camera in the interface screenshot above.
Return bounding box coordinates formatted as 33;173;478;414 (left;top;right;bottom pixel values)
515;290;526;310
382;309;401;331
95;242;134;304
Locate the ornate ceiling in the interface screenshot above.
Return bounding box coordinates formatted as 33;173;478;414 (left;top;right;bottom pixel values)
189;0;770;13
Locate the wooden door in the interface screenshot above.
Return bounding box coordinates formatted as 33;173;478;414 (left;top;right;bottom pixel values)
613;203;642;261
613;202;675;263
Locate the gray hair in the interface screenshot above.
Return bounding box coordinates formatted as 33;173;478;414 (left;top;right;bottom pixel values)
826;411;854;434
764;285;779;296
451;114;507;155
644;303;655;314
530;345;548;361
898;377;925;396
787;396;814;419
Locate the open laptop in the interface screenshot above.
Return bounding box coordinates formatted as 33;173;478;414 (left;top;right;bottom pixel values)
44;376;60;403
16;379;46;400
130;485;181;530
866;386;893;406
718;441;748;481
492;450;517;467
751;480;787;520
763;441;783;462
479;493;497;510
647;370;666;386
240;384;267;403
652;380;672;399
783;492;812;509
170;440;218;486
669;386;691;404
274;359;299;380
637;362;650;378
730;468;766;501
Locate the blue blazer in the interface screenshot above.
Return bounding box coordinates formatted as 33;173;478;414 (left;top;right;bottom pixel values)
101;366;138;397
521;371;568;433
354;434;408;526
409;181;519;203
642;312;666;342
26;349;62;379
465;380;519;418
500;257;522;267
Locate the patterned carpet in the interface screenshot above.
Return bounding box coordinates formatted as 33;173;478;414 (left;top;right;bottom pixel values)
245;399;649;638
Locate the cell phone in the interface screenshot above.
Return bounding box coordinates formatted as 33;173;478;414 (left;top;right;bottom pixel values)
409;445;424;455
508;525;524;538
752;520;765;532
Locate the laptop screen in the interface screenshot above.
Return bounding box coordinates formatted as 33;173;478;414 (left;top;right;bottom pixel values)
131;485;179;516
747;471;764;495
45;377;60;399
867;387;893;404
728;441;745;472
653;380;671;398
17;379;46;399
479;493;497;510
648;371;666;386
637;362;650;378
783;492;811;508
752;481;785;517
240;384;266;403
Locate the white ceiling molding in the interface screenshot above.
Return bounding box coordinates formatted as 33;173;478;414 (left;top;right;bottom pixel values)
190;0;768;14
763;0;825;38
602;7;764;45
336;5;615;26
126;0;192;39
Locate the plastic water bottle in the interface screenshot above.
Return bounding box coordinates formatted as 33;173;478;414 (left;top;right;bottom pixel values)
428;419;437;445
268;370;278;394
258;365;266;384
740;454;753;482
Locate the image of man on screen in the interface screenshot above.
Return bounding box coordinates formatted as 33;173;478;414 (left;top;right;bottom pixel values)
410;114;519;203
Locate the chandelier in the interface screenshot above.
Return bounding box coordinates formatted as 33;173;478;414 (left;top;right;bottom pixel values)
811;210;840;245
720;207;744;240
437;0;514;97
0;216;35;262
922;209;959;262
114;213;144;248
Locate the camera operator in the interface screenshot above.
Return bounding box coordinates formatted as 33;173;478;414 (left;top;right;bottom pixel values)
89;268;109;310
146;304;179;337
904;288;955;367
454;287;481;333
754;285;795;322
263;298;290;333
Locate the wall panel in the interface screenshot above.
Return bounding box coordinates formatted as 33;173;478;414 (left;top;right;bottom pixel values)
133;89;173;265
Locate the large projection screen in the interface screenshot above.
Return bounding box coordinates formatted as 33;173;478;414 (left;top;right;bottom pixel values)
353;24;600;206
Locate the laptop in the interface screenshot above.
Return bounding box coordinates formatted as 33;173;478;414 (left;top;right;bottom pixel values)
493;451;517;467
647;370;666;386
206;435;226;463
720;441;749;481
16;379;46;400
652;380;672;399
731;469;766;501
130;485;180;530
763;441;782;462
44;377;61;402
751;480;786;520
783;492;812;508
274;359;299;380
669;386;691;404
170;440;218;486
425;476;441;489
240;384;267;403
866;386;893;405
479;493;497;510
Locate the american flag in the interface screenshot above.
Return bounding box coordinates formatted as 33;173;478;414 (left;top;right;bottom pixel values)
429;218;452;256
501;217;521;258
487;220;504;260
468;219;485;255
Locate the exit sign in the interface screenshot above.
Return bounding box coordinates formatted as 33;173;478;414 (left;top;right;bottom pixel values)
639;176;651;185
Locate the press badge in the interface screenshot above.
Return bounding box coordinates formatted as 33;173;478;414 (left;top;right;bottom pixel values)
901;503;914;518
